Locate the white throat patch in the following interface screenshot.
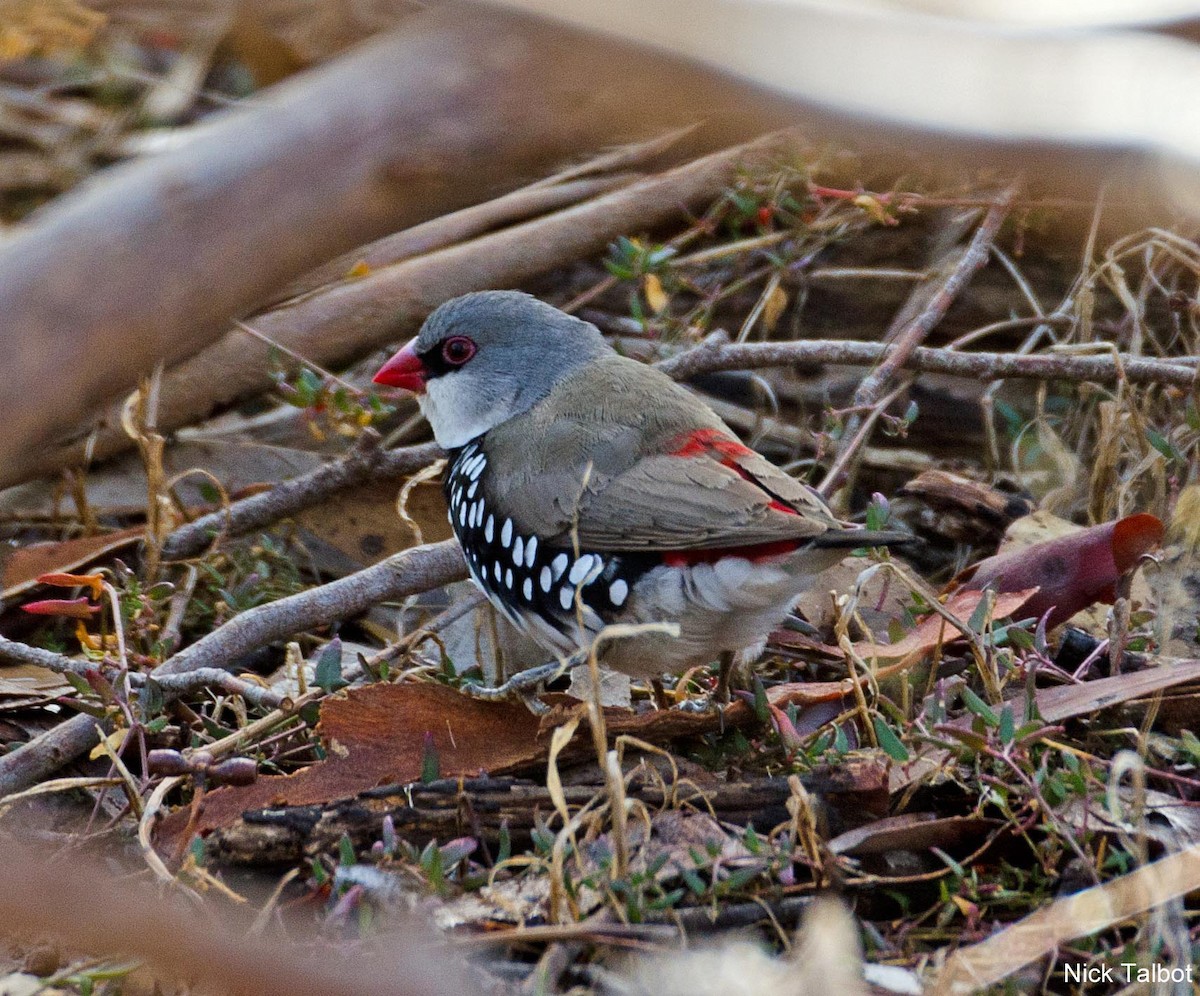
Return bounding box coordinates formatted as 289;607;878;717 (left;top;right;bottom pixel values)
420;379;513;449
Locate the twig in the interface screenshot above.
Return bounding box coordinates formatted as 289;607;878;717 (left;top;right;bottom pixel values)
656;340;1198;388
0;636;86;673
142;670;285;711
0;639;283;718
160;435;441;560
815;383;908;496
859;192;1015;404
0;541;467;799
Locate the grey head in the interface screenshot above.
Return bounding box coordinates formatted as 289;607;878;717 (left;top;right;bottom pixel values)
391;291;612;449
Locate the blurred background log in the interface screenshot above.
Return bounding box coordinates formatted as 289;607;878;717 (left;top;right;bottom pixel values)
0;840;483;996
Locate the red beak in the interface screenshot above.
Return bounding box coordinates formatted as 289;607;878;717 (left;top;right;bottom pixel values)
373;339;426;393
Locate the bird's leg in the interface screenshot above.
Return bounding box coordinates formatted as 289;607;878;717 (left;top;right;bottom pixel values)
461;652;587;715
715;650;736;705
679;652;739;713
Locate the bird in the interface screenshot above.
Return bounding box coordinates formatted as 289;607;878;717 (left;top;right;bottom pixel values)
374;290;907;705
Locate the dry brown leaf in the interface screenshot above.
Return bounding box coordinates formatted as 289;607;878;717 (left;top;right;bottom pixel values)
893;468;1033;548
1035;660;1200;723
154;682;545;851
957;512;1163;630
0;663;73;710
828;813;1002;857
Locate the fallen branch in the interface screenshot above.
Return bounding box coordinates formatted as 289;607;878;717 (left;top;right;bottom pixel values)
0;540;467;799
0;635;283;710
209;766;882;865
269;125;698;306
16;3;753;479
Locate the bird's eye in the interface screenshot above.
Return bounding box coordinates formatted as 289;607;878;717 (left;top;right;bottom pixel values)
442;336;476;366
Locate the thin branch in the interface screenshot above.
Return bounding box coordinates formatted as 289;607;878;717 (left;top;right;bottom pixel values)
160;433;441;560
138;670;285;711
854;191;1016;412
656;339;1198;388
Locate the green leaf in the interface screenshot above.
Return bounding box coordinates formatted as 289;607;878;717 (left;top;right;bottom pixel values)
338;834;356;866
65;671;93;699
998;704;1015;745
138;676;165;717
873;715;910;762
967;590;994;633
752;674;770;723
743;824;762;855
144;715;169;734
833;725;850;755
421;732;440;784
1146;427;1183;464
313;638;348;692
961;686;999;727
496;822;512;864
648;888;685;911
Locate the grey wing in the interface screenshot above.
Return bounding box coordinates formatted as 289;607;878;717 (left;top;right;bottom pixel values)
573;453;838;551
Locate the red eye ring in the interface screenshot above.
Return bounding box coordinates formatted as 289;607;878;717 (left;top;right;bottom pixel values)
442;336;476;366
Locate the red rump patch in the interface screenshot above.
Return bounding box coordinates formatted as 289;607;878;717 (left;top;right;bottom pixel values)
669;429;798;517
663;538;802;567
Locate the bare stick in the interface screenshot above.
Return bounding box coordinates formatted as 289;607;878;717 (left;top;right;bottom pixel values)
160;434;441;560
657;340;1198;389
0;541;467;799
269;125;699;306
266;174;635;308
853;193;1015;411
